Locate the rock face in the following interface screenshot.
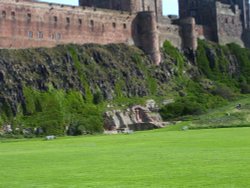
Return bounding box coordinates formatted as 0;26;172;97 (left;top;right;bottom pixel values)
104;101;167;131
0;44;177;117
0;41;247;132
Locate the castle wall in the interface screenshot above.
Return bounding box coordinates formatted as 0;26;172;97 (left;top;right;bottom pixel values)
215;2;245;46
136;11;161;65
79;0;163;19
141;0;162;20
195;25;214;41
158;22;182;49
179;0;218;42
179;17;197;50
0;0;135;49
178;0;217;27
79;0;136;12
1;0;249;65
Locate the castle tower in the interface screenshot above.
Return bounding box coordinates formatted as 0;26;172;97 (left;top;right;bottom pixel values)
234;0;250;29
136;11;161;65
178;0;216;26
179;0;250;28
79;0;162;20
79;0;137;12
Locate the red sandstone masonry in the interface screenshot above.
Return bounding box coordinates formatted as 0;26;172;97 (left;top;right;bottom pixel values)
0;0;135;49
0;0;199;65
0;0;248;64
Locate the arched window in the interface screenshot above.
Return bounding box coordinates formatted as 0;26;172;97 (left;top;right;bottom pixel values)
123;23;127;29
90;20;94;31
78;19;82;25
225;17;228;24
66;17;70;24
27;13;31;22
2;11;6;19
11;11;15;20
54;16;58;23
102;24;105;32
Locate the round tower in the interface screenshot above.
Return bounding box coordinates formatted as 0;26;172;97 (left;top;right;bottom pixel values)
180;17;197;51
136;11;161;65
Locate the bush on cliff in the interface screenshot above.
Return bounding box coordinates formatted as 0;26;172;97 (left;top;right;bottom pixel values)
160;97;206;120
20;87;103;136
197;40;250;90
163;41;185;77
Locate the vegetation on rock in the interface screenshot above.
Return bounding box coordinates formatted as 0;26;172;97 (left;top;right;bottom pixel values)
0;40;250;136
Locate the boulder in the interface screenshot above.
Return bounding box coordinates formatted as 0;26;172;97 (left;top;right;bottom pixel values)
104;100;168;131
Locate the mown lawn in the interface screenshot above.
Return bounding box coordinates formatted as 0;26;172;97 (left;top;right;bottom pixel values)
1;127;250;188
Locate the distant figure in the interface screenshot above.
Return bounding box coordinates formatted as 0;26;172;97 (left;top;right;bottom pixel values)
236;104;242;110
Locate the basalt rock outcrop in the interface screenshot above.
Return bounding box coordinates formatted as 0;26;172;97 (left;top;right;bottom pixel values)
0;41;249;135
104;100;168;132
0;44;172;116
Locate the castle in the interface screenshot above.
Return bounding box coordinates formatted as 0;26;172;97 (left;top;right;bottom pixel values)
0;0;249;64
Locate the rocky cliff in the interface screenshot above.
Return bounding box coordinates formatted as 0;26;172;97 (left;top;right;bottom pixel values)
0;40;249;136
0;43;180;116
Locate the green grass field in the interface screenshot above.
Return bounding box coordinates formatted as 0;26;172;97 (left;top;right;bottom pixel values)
1;127;250;188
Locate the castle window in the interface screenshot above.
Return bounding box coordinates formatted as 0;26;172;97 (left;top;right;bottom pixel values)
112;22;116;29
225;18;228;24
11;11;15;20
27;13;31;22
54;16;58;23
2;11;6;19
78;19;82;25
51;33;55;39
123;23;127;29
90;20;94;31
232;18;235;24
56;33;61;40
66;17;70;24
90;20;94;26
38;31;43;39
102;24;105;32
28;31;33;38
147;6;150;11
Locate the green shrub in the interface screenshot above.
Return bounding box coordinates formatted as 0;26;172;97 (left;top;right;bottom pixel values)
196;40;213;78
93;91;104;104
160;97;206;120
21;87;104;136
240;82;250;94
211;84;236;100
163;41;185;77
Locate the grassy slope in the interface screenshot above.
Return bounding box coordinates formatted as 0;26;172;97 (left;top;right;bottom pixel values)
185;95;250;129
1;128;250;187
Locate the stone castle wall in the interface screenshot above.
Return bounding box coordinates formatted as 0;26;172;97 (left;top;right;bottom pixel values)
79;0;162;15
79;0;135;12
179;0;250;48
136;11;161;65
0;0;135;49
158;20;182;49
215;2;244;46
0;0;249;65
